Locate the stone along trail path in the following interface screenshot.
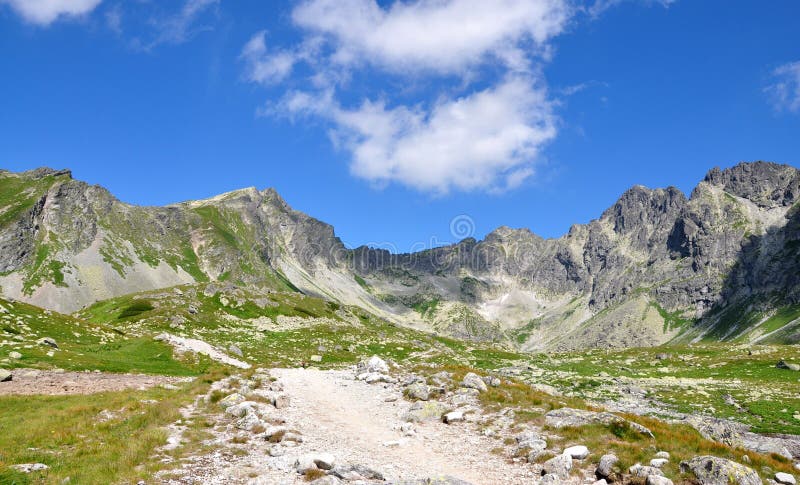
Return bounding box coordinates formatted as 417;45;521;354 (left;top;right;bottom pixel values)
272;368;531;484
157;365;535;484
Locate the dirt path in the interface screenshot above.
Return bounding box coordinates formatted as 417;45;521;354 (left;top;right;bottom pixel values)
157;367;536;484
273;368;533;484
0;368;189;395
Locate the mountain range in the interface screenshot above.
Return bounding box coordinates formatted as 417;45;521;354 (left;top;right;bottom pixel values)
1;161;799;351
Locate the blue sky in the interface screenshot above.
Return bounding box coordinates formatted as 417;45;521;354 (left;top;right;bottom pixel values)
1;0;799;252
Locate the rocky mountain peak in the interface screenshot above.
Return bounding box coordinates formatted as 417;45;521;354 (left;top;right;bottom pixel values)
702;161;800;208
18;167;73;180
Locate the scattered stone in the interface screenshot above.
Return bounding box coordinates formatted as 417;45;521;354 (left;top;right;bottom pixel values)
655;451;670;459
310;355;323;363
331;464;384;481
360;372;393;384
776;473;797;485
218;393;245;409
461;372;488;392
187;305;198;314
0;369;11;382
443;411;464;424
312;453;336;470
295;455;318;474
405;382;430;401
9;351;21;360
10;463;49;473
680;456;761;485
309;476;341;485
651;458;669;468
777;360;800;371
563;445;589;459
235;412;263;431
273;393;290;409
629;464;664;478
545;407;654;437
516;431;547;460
429;371;452;386
542;453;572;479
357;356;389;374
647;476;674;485
37;337;58;349
225;401;255;418
596;454;619;479
228;344;243;357
482;375;501;387
403;401;449;423
540;474;561;485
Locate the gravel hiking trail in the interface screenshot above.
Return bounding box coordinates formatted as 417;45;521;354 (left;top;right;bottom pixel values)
0;368;188;395
272;368;532;484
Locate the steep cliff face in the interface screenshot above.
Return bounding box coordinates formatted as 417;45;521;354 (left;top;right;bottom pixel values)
1;162;798;349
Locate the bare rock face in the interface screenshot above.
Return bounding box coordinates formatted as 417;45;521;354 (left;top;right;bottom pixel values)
1;161;799;349
680;456;762;485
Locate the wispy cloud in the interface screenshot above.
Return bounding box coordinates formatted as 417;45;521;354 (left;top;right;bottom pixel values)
0;0;102;26
587;0;676;18
132;0;220;51
765;61;800;114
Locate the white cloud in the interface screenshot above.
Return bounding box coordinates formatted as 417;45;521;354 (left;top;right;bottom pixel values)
765;61;800;113
587;0;676;17
291;0;570;75
139;0;219;50
240;31;321;85
1;0;102;26
282;78;556;194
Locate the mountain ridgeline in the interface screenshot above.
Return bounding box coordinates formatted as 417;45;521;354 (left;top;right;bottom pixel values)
1;161;799;351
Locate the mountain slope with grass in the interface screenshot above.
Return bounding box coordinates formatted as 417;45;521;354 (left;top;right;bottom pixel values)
1;162;799;349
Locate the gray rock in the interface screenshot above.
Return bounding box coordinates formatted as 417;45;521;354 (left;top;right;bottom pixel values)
542;453;572;479
596;454;619;479
10;463;49;473
429;371;452;386
357;355;389;374
545;407;654;437
218;393;245;409
330;464;384;481
37;337;58;349
0;368;11;382
9;351;21;360
406;382;430;401
403;400;450;423
680;456;762;485
776;473;796;485
516;430;547;459
310;355;323;363
647;476;674;485
777;360;800;371
461;372;488;392
235;412;263;431
630;464;664;478
539;474;562;485
443;411;464;424
309;476;341;485
482;375;501;387
228;344;243;357
563;445;589;459
651;458;669;468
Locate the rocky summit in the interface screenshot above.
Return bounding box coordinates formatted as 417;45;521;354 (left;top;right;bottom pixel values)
2;161;800;350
